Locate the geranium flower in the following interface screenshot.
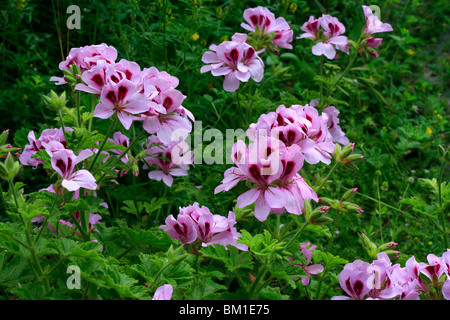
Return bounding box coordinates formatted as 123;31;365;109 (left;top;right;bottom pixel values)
51;149;97;191
241;6;293;51
200;33;264;92
92;78;149;130
298;14;348;60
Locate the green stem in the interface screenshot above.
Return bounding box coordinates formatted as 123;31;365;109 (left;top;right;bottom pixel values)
58;109;67;141
35;192;61;244
437;160;448;249
249;265;268;298
118;129;146;161
315;266;328;300
315;160;339;194
284;222;308;249
88;115;118;172
376;174;383;242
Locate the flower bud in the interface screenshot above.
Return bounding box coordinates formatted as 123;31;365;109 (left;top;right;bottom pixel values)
43;90;67;111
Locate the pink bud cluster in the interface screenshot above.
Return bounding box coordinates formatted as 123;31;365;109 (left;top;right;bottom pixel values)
332;249;450;300
160;202;248;251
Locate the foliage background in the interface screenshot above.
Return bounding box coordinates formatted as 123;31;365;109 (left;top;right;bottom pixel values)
0;0;449;300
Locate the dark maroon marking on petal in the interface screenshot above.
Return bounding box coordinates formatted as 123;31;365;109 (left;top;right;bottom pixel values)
277;113;285;126
56;159;67;175
345;278;353;295
67;157;73;172
163;97;173;109
125;70;133;80
204;222;211;235
91;53;100;57
283;161;295;177
246;47;255;61
353;280;364;298
305;114;312;122
250;15;259;26
425;265;440;275
258;15;264;25
329;23;335;34
73;211;80;221
110;75;120;83
117;86;128;103
265;17;271;27
266;147;272;157
32;141;40;151
274;32;282;40
278;131;286;144
174;224;183;236
249;164;263;182
230;48;239;62
91;74;104;87
106;91;117;104
287;130;296;144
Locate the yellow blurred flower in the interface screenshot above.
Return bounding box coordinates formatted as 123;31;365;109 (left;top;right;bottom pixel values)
408;49;415;55
191;33;200;41
426;127;433;134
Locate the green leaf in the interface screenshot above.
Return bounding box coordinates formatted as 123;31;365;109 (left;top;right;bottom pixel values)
313;250;348;269
200;244;253;272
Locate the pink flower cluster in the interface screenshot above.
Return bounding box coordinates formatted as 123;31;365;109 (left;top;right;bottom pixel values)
241;6;294;51
298;14;349;60
215;136;318;222
50;43;195;187
361;5;393;57
201;33;264;92
214;102;350;221
160;202;248;251
247;101;349;165
288;242;324;286
19;127;97;192
201;6;293;92
142;135;192;187
332;250;450;300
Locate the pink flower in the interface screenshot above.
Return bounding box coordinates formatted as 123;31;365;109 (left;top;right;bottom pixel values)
19;128;68;168
361;5;393;58
322;106;350;145
143;136;192;187
50;43;117;85
107;131;130;163
92;78;150;130
289;242;324;286
247;102;347;165
241;6;293;50
51;149;97;191
160;213;198;245
160;203;247;250
215;136;317;222
362;5;393;35
200;33;264;92
298;15;348;60
298;14;348;60
152;284;173;300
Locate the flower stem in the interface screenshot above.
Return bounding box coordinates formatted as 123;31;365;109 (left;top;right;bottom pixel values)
58;109;67;142
88;114;118;172
315;159;339;194
437;159;448;249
